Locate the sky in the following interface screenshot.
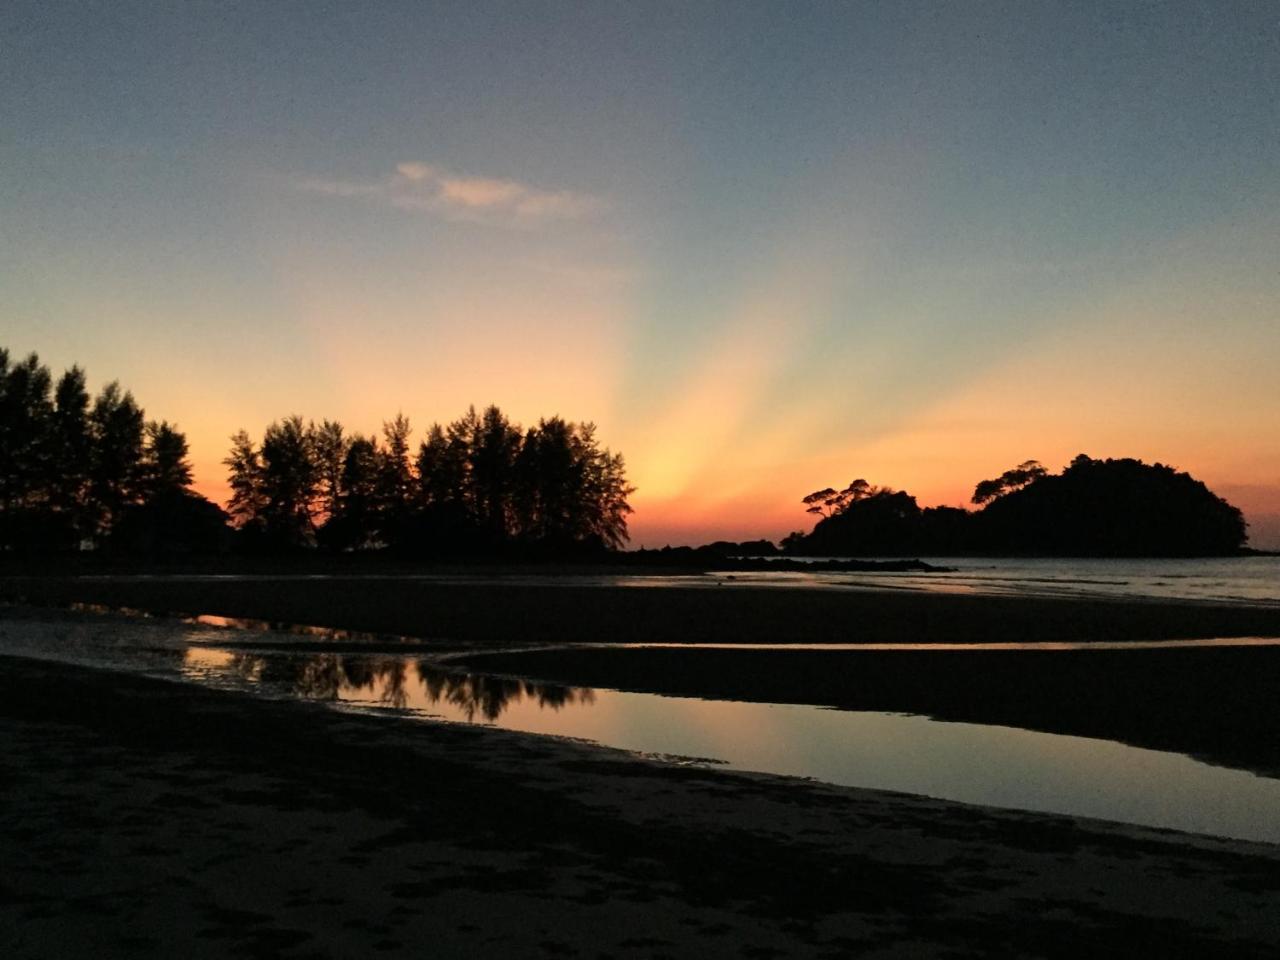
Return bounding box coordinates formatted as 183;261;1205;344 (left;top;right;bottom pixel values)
3;1;1279;547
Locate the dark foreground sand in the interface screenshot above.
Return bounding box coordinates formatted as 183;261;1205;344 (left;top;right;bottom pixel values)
4;577;1280;956
3;654;1280;959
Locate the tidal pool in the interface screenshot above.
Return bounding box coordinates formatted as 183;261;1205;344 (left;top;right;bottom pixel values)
4;611;1280;845
179;644;1280;845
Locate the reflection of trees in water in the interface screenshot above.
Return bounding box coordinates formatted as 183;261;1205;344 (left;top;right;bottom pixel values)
221;651;592;720
415;662;593;722
224;652;409;708
292;655;410;708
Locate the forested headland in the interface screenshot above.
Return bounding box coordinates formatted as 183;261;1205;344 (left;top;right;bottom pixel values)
785;457;1249;557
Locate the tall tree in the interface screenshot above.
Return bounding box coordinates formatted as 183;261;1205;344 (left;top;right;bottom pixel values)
88;381;145;539
469;405;520;536
514;417;580;542
415;423;453;508
47;366;92;540
259;415;320;546
310;419;347;524
445;406;481;514
141;420;193;497
320;434;380;550
224;429;267;529
513;418;633;548
0;351;53;516
376;413;413;540
576;422;634;549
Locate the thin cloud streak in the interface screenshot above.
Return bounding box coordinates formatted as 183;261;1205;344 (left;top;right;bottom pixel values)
295;162;604;227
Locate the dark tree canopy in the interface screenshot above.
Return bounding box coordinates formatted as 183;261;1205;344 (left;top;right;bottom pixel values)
798;488;927;556
226;404;634;556
0;346;229;554
976;455;1246;556
971;460;1047;505
789;455;1247;558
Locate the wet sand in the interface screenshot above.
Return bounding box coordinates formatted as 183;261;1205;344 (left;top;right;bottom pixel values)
4;576;1280;955
3;573;1280;644
3;654;1280;958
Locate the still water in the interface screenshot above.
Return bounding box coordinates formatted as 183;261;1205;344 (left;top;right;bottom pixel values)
4;611;1280;844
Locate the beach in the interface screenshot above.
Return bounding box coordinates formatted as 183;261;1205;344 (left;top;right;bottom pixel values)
3;574;1280;956
4;654;1280;958
4;570;1280;644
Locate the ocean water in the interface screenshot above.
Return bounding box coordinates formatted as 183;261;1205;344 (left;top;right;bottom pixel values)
71;555;1280;605
703;555;1280;605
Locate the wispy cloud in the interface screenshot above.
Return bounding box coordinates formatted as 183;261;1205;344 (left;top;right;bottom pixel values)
295;162;603;226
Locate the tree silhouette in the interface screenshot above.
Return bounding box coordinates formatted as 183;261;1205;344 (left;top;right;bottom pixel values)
971;460;1047;505
114;420;229;555
576;422;634;550
318;433;380;550
141;421;193;496
224;430;267;530
87;382;145;540
0;351;53;525
790;456;1247;557
1;345;228;553
515;416;581;542
259;415;321;548
469;405;521;538
414;424;447;508
802;479;879;518
225;402;634;555
977;455;1246;556
376;413;414;540
311;419;347;523
47;367;92;545
802;487;840;518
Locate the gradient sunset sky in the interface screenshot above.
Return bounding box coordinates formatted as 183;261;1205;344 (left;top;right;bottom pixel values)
4;2;1278;547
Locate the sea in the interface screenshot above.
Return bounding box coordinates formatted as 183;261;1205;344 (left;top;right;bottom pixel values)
707;554;1280;605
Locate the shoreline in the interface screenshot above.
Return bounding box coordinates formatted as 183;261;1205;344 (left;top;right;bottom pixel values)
4;573;1280;645
3;653;1280;957
452;643;1280;780
5;577;1280;954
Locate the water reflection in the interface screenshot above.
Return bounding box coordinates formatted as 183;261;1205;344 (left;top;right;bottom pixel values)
186;649;594;722
179;646;1280;844
9;613;1280;844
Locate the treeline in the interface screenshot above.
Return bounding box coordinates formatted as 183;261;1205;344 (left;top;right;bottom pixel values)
0;345;635;560
0;347;228;553
224;405;634;556
787;455;1248;557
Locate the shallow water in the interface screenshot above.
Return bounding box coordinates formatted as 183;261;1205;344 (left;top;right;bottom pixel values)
185;647;1280;844
73;554;1280;605
4;611;1280;844
712;555;1280;605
